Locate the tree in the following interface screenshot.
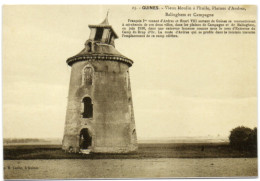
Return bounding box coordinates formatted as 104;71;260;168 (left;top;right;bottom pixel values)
247;127;257;152
229;126;256;151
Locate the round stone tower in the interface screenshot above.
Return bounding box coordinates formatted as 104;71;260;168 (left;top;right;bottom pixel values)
62;15;138;153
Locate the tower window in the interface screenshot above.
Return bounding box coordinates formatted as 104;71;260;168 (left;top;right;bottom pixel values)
87;42;92;52
82;97;93;118
94;28;104;41
132;129;136;135
82;66;93;85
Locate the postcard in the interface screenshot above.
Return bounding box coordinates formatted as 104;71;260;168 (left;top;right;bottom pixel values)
3;5;257;179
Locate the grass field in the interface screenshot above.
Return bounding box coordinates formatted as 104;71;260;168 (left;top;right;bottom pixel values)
4;142;257;160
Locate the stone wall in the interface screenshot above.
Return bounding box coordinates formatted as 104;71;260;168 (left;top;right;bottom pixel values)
62;60;137;153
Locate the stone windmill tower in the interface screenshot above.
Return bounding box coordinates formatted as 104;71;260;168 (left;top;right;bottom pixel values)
62;14;138;153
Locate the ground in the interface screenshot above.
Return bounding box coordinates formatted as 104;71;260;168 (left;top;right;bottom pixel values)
3;143;258;179
4;158;257;179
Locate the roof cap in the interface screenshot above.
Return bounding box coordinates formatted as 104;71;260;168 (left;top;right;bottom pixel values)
100;11;109;25
88;11;118;39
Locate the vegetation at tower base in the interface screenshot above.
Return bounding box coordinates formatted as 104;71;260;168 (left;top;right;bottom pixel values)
62;15;138;154
229;126;257;155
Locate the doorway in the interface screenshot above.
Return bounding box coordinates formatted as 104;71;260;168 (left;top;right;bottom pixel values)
79;128;92;149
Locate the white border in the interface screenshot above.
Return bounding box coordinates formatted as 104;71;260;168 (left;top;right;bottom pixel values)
0;1;259;181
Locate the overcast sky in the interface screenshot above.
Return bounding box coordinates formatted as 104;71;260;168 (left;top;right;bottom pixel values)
3;5;257;139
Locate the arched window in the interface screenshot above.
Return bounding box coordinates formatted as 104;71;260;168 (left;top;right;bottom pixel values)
82;65;93;85
82;97;93;118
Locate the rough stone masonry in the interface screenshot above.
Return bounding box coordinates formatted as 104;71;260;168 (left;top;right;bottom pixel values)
62;14;138;153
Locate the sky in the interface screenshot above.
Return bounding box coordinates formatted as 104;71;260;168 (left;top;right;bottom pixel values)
3;5;257;139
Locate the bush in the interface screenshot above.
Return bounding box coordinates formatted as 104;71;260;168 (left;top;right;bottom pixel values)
229;126;257;152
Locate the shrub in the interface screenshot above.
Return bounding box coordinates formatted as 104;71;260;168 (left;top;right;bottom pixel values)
229;126;257;151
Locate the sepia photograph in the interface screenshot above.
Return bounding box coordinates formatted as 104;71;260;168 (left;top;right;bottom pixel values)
2;4;257;179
